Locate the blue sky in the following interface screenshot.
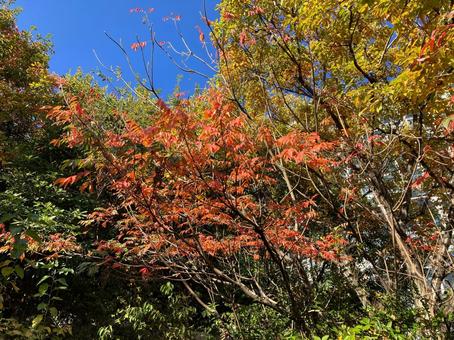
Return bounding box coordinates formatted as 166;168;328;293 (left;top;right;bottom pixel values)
14;0;219;97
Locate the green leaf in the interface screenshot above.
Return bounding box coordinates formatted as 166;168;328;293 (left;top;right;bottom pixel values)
32;314;43;328
441;114;454;129
56;277;67;286
38;283;49;296
0;260;11;268
36;275;50;286
14;265;24;279
0;213;13;223
11;239;27;258
37;302;48;311
1;266;14;278
49;307;58;317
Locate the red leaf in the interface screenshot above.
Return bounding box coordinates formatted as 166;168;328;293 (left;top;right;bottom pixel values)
411;171;430;189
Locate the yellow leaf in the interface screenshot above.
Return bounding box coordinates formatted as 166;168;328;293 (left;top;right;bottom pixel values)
32;314;43;328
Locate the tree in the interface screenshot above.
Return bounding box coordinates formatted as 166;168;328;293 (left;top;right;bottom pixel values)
50;82;348;333
0;1;54;153
0;4;99;337
42;0;454;337
212;0;454;326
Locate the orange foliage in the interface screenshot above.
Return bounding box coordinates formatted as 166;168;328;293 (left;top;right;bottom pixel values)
49;89;346;272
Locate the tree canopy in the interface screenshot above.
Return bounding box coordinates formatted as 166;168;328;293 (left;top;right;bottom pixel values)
1;0;453;338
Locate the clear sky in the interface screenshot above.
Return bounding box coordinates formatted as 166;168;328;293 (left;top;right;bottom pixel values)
14;0;219;97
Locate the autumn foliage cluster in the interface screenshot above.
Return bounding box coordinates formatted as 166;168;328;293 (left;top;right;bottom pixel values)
1;0;454;338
